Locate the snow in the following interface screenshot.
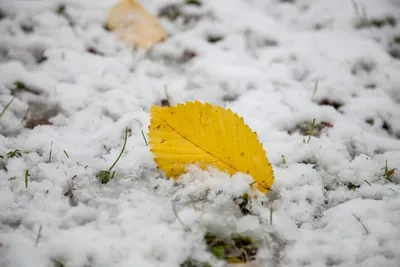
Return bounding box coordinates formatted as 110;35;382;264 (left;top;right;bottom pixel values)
0;0;400;266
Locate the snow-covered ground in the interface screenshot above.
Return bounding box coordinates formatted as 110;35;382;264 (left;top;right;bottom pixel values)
1;0;400;266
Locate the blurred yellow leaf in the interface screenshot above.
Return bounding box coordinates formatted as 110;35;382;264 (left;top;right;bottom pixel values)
148;101;275;193
107;0;167;49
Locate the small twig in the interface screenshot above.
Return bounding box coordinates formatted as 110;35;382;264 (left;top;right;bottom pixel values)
35;225;43;247
307;118;316;144
63;150;69;158
352;213;369;235
0;96;15;120
364;180;372;186
141;130;148;146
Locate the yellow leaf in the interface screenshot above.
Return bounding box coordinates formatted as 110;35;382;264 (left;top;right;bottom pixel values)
107;0;167;49
148;101;275;193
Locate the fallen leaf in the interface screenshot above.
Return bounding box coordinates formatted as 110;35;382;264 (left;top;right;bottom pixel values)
321;121;333;128
148;101;275;193
26;118;52;129
107;0;167;49
387;168;397;177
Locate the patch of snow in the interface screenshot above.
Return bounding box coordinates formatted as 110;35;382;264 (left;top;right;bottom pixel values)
0;0;400;266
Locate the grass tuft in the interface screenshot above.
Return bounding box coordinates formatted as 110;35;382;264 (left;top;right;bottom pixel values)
96;128;128;184
52;259;65;267
56;4;75;27
14;81;26;90
7;149;22;158
180;259;211;267
204;232;258;263
381;159;396;182
351;0;396;29
64;176;77;206
289;120;332;139
56;4;66;15
186;0;202;6
307;118;316;144
281;154;286;165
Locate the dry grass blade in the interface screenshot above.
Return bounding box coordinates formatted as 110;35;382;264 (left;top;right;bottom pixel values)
0;96;15;121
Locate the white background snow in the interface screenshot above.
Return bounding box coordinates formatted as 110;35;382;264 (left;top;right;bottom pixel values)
0;0;400;266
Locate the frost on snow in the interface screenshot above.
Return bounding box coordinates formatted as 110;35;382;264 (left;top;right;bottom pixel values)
0;0;400;267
